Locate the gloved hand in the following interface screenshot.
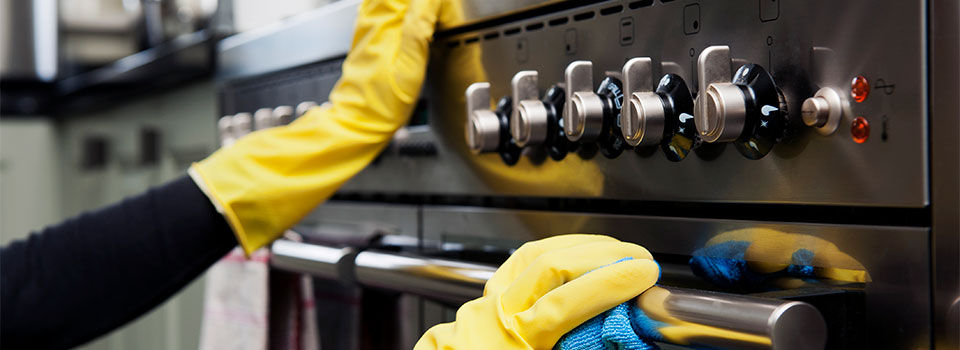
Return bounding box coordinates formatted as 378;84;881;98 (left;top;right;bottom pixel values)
689;227;869;289
190;0;453;254
415;234;660;350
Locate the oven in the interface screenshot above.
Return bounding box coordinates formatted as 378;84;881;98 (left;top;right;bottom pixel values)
215;0;959;348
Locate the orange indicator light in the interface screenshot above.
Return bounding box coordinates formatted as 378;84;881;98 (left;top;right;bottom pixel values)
851;116;870;143
851;76;870;103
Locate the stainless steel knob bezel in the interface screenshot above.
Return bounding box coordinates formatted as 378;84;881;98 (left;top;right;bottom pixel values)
273;105;294;126
218;115;235;147
699;82;747;143
513;100;549;147
625;92;667;146
510;71;549;147
801;87;844;135
621;57;665;147
694;46;749;143
564;61;605;142
466;109;502;153
232;112;253;137
254;108;275;130
295;101;319;117
465;82;501;153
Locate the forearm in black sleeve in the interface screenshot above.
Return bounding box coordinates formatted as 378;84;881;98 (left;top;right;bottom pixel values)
1;175;238;349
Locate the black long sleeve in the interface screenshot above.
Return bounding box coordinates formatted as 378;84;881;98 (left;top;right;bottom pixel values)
1;175;238;349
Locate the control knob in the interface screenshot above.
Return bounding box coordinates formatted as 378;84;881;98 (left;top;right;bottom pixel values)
621;57;697;161
273;105;294;125
694;46;787;159
801;87;844;135
510;71;549;147
508;71;573;160
295;101;319;117
563;61;605;142
254;108;275;130
464;82;521;165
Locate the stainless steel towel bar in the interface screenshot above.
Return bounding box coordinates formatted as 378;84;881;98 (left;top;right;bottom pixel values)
270;239;826;350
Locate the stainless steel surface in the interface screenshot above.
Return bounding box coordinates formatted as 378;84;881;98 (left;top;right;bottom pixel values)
465;82;501;153
564;60;605;141
272;237;827;349
218;0;951;347
271;239;357;281
638;286;826;350
422;206;930;348
216;0;359;80
801;87;843;135
354;250;494;303
931;0;960;347
219;0;930;207
401;0;928;206
701;82;747;143
511;71;549;147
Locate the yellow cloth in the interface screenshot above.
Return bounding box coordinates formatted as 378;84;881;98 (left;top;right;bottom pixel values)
415;234;660;350
190;0;454;254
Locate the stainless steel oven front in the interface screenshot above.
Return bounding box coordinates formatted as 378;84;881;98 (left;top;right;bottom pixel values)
215;0;959;348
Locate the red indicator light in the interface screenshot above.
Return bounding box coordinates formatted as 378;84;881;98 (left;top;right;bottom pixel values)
851;116;870;143
851;76;870;103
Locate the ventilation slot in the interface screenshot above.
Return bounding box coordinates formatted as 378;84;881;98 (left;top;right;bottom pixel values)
600;5;623;15
629;0;653;8
525;22;544;31
483;32;500;40
573;11;595;21
463;36;479;44
504;27;522;36
548;17;569;26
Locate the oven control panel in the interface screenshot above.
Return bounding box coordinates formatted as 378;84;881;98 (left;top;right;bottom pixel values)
336;0;928;207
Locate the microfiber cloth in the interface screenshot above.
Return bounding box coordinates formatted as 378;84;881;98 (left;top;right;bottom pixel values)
554;258;665;350
688;240;816;288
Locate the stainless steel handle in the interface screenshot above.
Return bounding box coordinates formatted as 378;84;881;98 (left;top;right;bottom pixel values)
270;240;826;350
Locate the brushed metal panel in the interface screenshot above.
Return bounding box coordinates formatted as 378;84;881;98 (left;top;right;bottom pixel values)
421;206;931;348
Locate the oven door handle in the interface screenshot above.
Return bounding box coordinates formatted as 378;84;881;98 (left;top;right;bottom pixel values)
270;239;827;350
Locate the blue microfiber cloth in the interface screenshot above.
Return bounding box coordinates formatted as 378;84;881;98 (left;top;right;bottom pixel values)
554;258;664;350
689;240;817;288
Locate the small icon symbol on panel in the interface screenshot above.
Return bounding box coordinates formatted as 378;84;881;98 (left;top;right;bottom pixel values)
683;4;700;35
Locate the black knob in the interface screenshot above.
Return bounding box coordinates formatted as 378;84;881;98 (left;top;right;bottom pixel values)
595;76;628;159
730;64;788;159
495;96;522;165
655;74;698;162
541;84;575;161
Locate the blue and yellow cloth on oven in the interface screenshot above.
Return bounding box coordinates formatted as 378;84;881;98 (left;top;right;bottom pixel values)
555;228;868;350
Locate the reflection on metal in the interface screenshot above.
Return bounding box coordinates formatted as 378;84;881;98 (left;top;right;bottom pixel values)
638;286;826;350
270;239;827;349
355;251;494;303
691;228;870;288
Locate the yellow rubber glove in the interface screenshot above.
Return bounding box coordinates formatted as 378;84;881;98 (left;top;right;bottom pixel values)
415;234;660;350
190;0;452;255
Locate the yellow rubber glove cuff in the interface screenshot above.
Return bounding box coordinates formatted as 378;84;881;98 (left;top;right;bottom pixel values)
190;0;452;255
415;234;660;350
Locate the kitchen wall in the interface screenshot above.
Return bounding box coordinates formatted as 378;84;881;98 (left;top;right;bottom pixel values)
1;80;221;350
